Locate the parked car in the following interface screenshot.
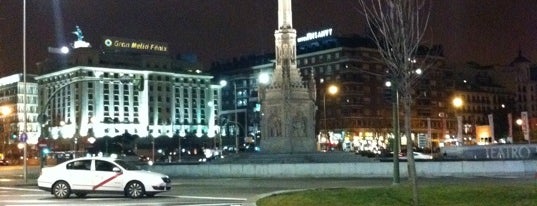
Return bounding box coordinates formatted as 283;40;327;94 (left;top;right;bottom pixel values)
37;156;171;198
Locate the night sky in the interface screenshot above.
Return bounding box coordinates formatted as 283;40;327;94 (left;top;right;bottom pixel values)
1;0;536;76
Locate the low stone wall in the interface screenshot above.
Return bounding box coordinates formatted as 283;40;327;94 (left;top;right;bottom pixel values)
440;144;537;160
143;160;537;178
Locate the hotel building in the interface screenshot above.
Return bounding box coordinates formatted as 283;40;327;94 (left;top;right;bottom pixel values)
34;37;222;156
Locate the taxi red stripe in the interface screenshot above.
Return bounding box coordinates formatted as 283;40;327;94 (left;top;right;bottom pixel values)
92;173;122;191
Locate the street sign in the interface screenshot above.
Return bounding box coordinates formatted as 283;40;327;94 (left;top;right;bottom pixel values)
19;132;28;143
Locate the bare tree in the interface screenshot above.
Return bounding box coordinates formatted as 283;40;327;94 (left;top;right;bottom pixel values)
359;1;432;205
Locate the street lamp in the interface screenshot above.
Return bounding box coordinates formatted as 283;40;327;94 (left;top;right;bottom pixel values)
345;64;404;184
233;82;238;154
22;0;29;183
47;46;70;54
515;118;530;143
323;84;338;140
452;96;464;145
219;80;240;154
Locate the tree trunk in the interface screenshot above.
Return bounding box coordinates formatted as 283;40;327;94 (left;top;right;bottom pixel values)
403;93;419;206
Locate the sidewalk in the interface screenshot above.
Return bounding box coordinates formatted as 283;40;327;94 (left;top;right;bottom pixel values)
0;177;37;187
0;165;40;187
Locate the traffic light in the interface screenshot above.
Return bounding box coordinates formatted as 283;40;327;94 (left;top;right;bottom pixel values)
11;133;17;139
41;147;50;156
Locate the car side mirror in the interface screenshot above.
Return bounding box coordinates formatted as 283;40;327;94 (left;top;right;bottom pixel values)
112;167;122;173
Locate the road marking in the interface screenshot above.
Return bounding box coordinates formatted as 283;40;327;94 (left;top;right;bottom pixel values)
178;195;247;201
1;199;64;203
0;187;42;192
0;193;49;196
92;173;122;191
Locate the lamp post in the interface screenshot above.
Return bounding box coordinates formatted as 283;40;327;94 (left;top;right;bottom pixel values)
233;82;238;154
22;0;28;183
218;80;228;151
516;117;530;144
178;132;185;162
219;80;240;153
344;65;405;184
257;72;270;149
452;97;464;145
385;80;401;184
323;85;338;149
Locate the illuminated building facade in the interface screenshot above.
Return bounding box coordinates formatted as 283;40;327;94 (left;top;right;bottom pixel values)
0;74;40;145
36;39;222;155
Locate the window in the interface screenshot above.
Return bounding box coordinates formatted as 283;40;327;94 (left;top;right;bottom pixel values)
66;160;91;170
95;160;116;172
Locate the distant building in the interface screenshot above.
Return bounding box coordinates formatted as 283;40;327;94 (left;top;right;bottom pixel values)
500;50;537;142
212;31;453;152
0;74;40;145
450;62;514;145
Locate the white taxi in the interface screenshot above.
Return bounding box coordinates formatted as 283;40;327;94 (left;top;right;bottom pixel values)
37;156;171;198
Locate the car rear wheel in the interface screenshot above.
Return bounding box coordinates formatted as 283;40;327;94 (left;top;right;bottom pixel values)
125;181;145;198
52;181;71;199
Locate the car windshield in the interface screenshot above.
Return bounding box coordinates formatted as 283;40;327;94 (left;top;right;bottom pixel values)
114;159;141;170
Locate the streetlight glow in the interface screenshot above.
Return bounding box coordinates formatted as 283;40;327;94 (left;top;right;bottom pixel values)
516;119;523;126
219;80;227;87
60;46;69;54
0;106;10;116
452;97;463;108
258;73;270;85
327;85;338;95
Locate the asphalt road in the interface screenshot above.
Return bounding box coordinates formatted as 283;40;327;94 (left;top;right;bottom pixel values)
0;165;533;206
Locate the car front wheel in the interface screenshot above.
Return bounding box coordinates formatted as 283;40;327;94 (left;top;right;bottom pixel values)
52;181;71;199
125;181;145;198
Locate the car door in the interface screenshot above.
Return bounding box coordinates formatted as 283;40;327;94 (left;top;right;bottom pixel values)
92;160;124;192
64;159;93;190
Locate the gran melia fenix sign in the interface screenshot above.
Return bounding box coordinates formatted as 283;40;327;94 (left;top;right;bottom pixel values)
103;36;168;54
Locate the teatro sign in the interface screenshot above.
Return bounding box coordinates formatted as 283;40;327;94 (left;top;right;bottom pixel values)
442;144;537;160
297;28;333;43
485;145;537;159
103;36;168;54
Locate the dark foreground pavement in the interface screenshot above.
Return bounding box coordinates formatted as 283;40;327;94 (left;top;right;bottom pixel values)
2;172;534;206
1;164;535;206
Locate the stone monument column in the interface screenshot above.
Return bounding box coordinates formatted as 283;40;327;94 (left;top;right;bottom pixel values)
260;0;316;153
